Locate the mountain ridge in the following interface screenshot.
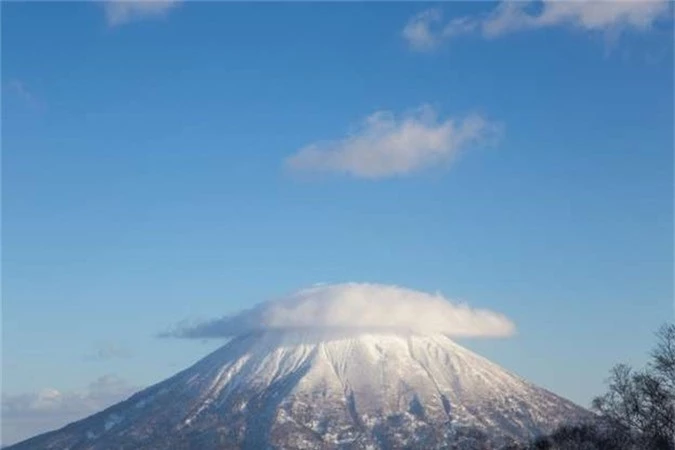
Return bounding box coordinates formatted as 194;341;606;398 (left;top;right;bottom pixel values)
7;330;590;449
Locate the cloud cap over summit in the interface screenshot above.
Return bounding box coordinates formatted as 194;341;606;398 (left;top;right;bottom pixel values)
162;283;516;339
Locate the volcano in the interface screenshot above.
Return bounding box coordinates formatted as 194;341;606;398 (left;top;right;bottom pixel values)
8;329;588;449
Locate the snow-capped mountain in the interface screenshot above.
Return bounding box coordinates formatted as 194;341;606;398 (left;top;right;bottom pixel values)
8;329;589;449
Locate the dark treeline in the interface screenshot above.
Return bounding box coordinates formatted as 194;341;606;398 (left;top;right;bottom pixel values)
507;323;675;450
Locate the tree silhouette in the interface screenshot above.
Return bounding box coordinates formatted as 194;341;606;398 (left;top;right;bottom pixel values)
592;324;675;449
522;323;675;450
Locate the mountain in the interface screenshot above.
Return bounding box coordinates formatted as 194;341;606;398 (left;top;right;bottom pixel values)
7;330;590;449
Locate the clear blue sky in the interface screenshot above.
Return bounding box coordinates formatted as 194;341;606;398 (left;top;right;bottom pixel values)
2;1;673;441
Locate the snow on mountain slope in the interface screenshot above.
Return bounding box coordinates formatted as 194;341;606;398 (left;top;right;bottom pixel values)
7;329;589;450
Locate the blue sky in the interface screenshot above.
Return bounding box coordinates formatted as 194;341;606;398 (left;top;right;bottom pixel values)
2;1;673;444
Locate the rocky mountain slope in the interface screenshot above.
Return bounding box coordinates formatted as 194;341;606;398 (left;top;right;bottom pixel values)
8;330;589;449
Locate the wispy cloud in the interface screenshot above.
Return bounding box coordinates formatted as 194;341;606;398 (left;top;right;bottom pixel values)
285;105;501;179
403;1;672;51
161;282;516;339
103;0;181;27
402;8;445;51
1;375;139;446
5;79;45;111
84;342;133;361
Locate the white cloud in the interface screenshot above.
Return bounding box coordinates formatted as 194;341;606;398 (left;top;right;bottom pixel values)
484;0;672;36
1;375;139;446
536;0;670;31
402;8;444;51
162;282;516;339
103;0;181;27
285;105;500;179
443;16;481;39
404;1;672;50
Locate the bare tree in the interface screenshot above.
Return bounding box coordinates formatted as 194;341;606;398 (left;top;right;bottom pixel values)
526;324;675;450
653;324;675;391
591;323;675;450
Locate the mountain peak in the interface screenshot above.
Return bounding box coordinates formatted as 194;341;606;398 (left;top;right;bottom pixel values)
8;329;589;449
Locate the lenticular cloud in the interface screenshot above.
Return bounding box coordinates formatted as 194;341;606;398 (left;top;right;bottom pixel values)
163;283;516;339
